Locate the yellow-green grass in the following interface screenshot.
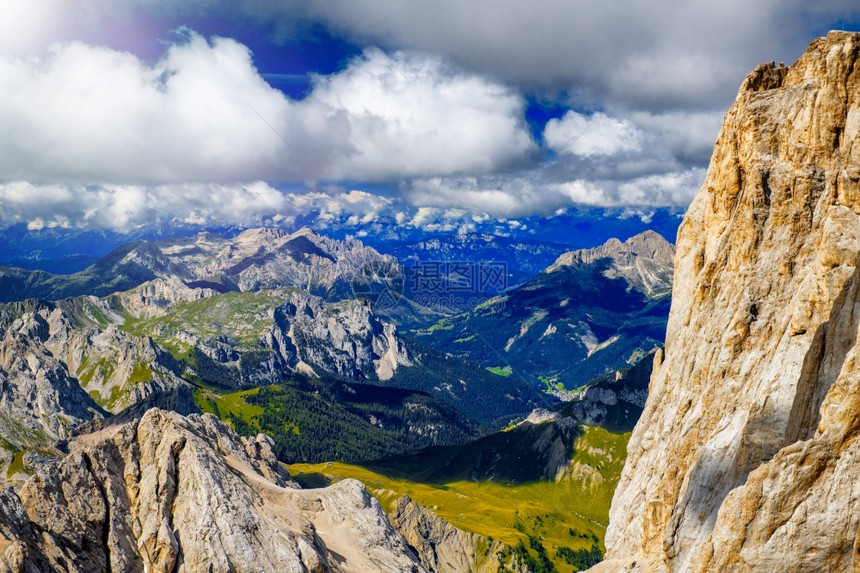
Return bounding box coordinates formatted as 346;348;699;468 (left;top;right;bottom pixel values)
194;387;265;429
7;450;29;478
289;425;629;572
486;365;513;377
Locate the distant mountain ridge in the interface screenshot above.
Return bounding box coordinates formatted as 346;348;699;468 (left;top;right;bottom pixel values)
0;226;396;303
416;231;674;389
546;229;674;297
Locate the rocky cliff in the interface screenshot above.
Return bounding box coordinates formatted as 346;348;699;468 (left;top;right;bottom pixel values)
0;301;105;460
0;409;425;572
594;31;860;571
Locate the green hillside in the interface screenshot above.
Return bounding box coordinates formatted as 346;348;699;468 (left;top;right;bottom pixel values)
194;377;480;463
290;423;628;572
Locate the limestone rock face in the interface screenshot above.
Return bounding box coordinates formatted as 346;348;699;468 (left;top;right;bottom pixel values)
265;291;413;382
594;31;860;571
0;409;425;573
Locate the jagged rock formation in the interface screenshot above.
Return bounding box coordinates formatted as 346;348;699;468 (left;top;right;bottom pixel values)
0;409;425;572
391;495;517;573
0;227;398;304
593;31;860;571
0;297;188;421
264;290;412;382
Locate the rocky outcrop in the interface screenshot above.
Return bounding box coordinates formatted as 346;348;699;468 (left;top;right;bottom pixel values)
0;297;188;418
0;409;425;572
265;292;413;382
0;302;104;458
115;276;220;319
593;31;860;571
390;495;513;573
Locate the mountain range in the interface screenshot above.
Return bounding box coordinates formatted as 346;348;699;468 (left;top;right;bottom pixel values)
0;207;674;572
3;30;860;573
0;227;400;303
415;230;673;390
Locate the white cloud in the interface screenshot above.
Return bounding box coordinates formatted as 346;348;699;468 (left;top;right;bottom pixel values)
304;48;535;180
404;206;476;233
1;2;853;231
404;166;705;218
0;180;292;230
287;189;393;227
544;112;641;157
0;32;534;187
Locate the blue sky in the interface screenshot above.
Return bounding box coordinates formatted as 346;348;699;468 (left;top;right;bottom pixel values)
0;1;857;241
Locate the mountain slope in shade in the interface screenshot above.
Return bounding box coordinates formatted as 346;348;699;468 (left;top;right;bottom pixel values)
0;409;425;572
290;415;627;572
0;227;396;303
593;32;860;572
416;231;673;389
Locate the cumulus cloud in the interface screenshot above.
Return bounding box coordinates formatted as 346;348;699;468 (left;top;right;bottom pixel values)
0;31;533;186
0;181;402;232
0;2;854;231
544;112;641;157
304;48;535;180
287;189;393;226
0;180;294;230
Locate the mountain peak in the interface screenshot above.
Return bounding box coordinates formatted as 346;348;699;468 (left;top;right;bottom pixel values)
288;226;320;239
622;230;675;264
235;227;288;243
547;232;675;297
